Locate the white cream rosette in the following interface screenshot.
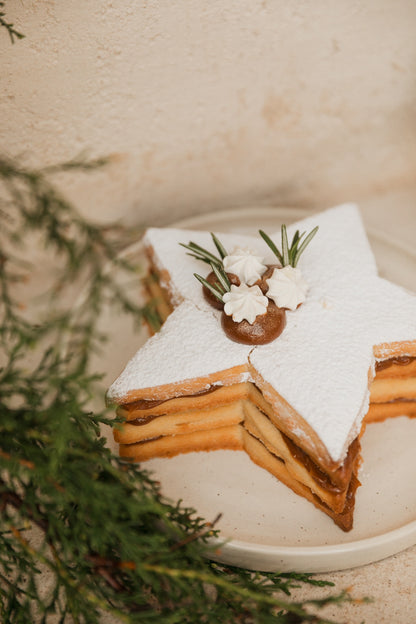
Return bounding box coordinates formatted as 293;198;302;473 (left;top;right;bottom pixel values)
223;247;267;286
266;266;308;311
222;283;269;324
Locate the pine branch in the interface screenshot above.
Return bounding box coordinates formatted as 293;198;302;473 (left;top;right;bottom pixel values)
0;155;353;623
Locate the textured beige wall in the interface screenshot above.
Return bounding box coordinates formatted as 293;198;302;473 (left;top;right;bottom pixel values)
1;1;416;225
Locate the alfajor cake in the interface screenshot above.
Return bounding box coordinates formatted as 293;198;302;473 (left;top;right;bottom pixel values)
107;204;416;531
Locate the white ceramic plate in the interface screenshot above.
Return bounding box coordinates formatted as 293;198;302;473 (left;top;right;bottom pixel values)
98;207;416;574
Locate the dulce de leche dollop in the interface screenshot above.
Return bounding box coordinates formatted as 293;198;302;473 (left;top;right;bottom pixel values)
221;301;286;345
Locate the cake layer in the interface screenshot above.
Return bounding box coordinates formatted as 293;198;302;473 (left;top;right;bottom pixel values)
114;401;245;444
243;404;359;512
375;356;416;378
241;431;360;532
366;400;416;423
244;384;360;487
366;356;416;422
118;383;248;417
369;377;416;403
119;424;244;461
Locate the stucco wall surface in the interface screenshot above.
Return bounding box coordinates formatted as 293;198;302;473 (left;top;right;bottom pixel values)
1;1;416;225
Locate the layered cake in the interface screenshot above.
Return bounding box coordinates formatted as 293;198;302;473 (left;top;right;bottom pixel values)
107;204;416;531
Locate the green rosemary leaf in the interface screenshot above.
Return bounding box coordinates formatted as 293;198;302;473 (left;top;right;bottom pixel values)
210;232;228;260
258;230;283;264
179;242;222;267
193;273;224;301
210;262;231;293
290;230;302;251
281;224;290;267
261;225;318;268
291;229;301;249
178;242;207;261
293;225;319;267
289;230;301;265
184;251;212;265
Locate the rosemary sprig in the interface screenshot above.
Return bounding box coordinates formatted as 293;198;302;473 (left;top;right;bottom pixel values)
259;224;319;267
180;233;228;268
180;242;221;267
194;274;223;302
194;261;231;302
211;261;231;292
292;226;319;266
210;232;228;260
258;230;283;264
282;224;290;267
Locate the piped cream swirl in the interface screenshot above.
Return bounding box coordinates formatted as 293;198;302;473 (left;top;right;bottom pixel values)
223;247;267;286
223;284;269;324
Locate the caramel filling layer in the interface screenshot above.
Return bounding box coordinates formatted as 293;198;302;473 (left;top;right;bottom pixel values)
126;385;220;412
375;355;416;372
281;432;360;495
128;413;160;426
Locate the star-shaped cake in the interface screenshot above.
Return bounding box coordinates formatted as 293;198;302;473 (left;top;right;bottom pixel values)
107;204;416;531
